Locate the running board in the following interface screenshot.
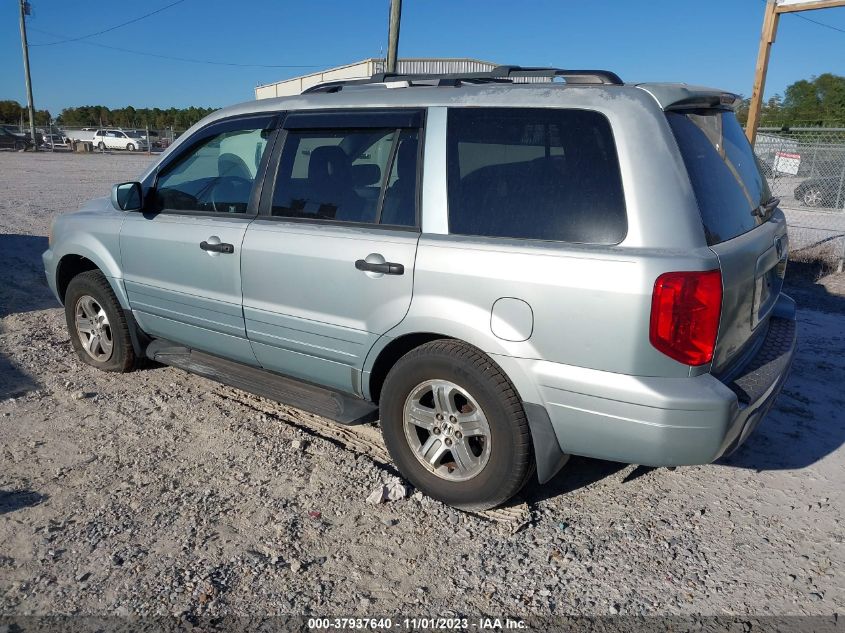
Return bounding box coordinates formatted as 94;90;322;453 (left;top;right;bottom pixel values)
145;340;379;426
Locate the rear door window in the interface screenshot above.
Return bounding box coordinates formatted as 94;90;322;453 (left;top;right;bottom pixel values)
271;127;419;226
446;107;627;244
667;109;772;245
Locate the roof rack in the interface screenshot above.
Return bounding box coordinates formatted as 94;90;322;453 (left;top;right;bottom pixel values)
302;65;623;94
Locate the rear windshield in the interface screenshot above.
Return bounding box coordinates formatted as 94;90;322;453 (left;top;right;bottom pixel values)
667;109;771;245
447;108;627;244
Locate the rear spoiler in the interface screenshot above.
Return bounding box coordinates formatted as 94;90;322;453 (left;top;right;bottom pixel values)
636;83;742;111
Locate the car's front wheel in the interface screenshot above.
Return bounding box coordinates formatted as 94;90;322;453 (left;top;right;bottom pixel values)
803;187;823;207
379;340;533;510
97;142;106;150
14;140;25;151
126;143;135;151
64;270;136;372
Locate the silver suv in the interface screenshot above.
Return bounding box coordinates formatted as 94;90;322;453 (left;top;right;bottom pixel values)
43;67;797;510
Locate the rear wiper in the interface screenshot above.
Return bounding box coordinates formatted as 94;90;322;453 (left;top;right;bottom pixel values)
752;197;780;219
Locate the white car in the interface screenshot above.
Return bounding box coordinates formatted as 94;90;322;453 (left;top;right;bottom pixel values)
92;129;148;151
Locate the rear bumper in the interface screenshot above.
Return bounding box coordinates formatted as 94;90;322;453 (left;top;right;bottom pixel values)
500;305;797;468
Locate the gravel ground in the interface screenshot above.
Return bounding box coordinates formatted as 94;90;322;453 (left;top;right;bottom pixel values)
0;151;843;618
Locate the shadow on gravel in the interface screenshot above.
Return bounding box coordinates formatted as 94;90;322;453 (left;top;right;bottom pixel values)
0;234;54;318
519;456;627;505
0;234;53;398
783;259;845;315
0;489;48;514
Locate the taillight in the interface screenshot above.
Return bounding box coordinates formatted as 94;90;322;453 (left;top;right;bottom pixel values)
649;270;722;366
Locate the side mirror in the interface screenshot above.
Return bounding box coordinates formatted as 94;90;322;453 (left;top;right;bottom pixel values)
111;181;143;211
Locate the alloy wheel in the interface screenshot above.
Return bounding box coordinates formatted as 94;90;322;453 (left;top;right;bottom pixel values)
74;295;114;362
402;379;492;482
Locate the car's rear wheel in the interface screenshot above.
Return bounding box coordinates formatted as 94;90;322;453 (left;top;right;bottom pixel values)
126;143;135;152
379;340;533;510
64;270;136;373
803;187;823;207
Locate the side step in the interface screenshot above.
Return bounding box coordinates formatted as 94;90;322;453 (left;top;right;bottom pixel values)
145;340;379;426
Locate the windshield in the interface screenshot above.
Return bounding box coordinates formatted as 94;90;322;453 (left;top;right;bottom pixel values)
667;109;772;245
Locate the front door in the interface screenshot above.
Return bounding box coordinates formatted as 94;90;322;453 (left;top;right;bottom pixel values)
241;110;423;394
120;114;276;364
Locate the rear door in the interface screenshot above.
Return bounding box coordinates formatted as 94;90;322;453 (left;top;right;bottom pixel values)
240;109;423;394
667;109;788;373
120;114;276;364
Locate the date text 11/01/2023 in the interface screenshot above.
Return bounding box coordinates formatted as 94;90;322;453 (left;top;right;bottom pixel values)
307;618;528;630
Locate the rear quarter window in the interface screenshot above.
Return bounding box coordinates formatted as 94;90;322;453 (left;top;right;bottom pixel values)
446;108;627;244
667;109;772;245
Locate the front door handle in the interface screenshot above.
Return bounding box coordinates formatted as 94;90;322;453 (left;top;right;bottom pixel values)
200;240;234;254
355;259;404;275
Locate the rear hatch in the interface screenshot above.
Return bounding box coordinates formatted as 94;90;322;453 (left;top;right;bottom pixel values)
667;108;788;374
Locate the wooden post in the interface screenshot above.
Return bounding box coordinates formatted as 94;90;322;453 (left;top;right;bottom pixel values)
746;0;779;145
746;0;845;145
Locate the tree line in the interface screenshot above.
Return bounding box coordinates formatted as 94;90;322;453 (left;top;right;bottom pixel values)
735;73;845;128
0;100;216;130
0;100;52;126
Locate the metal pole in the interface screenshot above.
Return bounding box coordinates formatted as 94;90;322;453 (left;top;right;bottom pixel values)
18;0;37;150
386;0;401;74
146;122;151;156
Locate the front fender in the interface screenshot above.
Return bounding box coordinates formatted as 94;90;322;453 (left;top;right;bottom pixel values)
47;201;128;307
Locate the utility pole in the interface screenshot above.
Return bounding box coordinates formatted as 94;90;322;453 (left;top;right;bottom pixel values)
746;0;845;145
18;0;38;150
386;0;401;74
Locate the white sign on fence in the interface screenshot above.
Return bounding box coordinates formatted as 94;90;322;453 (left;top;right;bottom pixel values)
773;151;801;175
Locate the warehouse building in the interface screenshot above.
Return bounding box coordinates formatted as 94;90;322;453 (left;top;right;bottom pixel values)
255;58;500;99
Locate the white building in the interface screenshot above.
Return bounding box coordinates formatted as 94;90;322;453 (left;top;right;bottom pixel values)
255;58;499;99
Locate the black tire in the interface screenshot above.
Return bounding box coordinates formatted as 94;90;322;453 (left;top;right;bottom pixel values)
14;141;25;151
126;143;135;152
64;270;136;373
97;142;105;150
380;339;533;510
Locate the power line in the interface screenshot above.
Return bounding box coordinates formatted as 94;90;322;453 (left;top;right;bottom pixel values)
757;0;845;35
28;27;329;69
30;0;188;46
790;11;845;34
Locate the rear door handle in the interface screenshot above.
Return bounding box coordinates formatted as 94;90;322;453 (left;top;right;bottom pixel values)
200;240;234;254
355;259;404;275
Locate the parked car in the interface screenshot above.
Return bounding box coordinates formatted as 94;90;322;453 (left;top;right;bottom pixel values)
794;177;845;209
42;133;69;147
0;127;32;150
43;66;797;510
1;125;41;147
93;129;149;152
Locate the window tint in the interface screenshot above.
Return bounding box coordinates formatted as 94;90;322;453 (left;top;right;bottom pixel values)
154;127;270;214
272;128;418;226
447;108;626;244
667;110;771;245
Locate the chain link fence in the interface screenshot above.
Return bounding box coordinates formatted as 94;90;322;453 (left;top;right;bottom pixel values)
754;127;845;270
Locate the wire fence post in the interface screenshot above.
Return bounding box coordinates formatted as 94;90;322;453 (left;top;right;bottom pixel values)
146;123;151;156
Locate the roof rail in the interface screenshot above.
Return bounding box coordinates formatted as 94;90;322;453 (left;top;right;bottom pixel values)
301;65;623;94
489;66;623;85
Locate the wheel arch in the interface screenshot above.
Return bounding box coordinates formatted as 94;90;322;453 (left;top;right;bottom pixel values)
364;329;568;484
53;242;128;309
